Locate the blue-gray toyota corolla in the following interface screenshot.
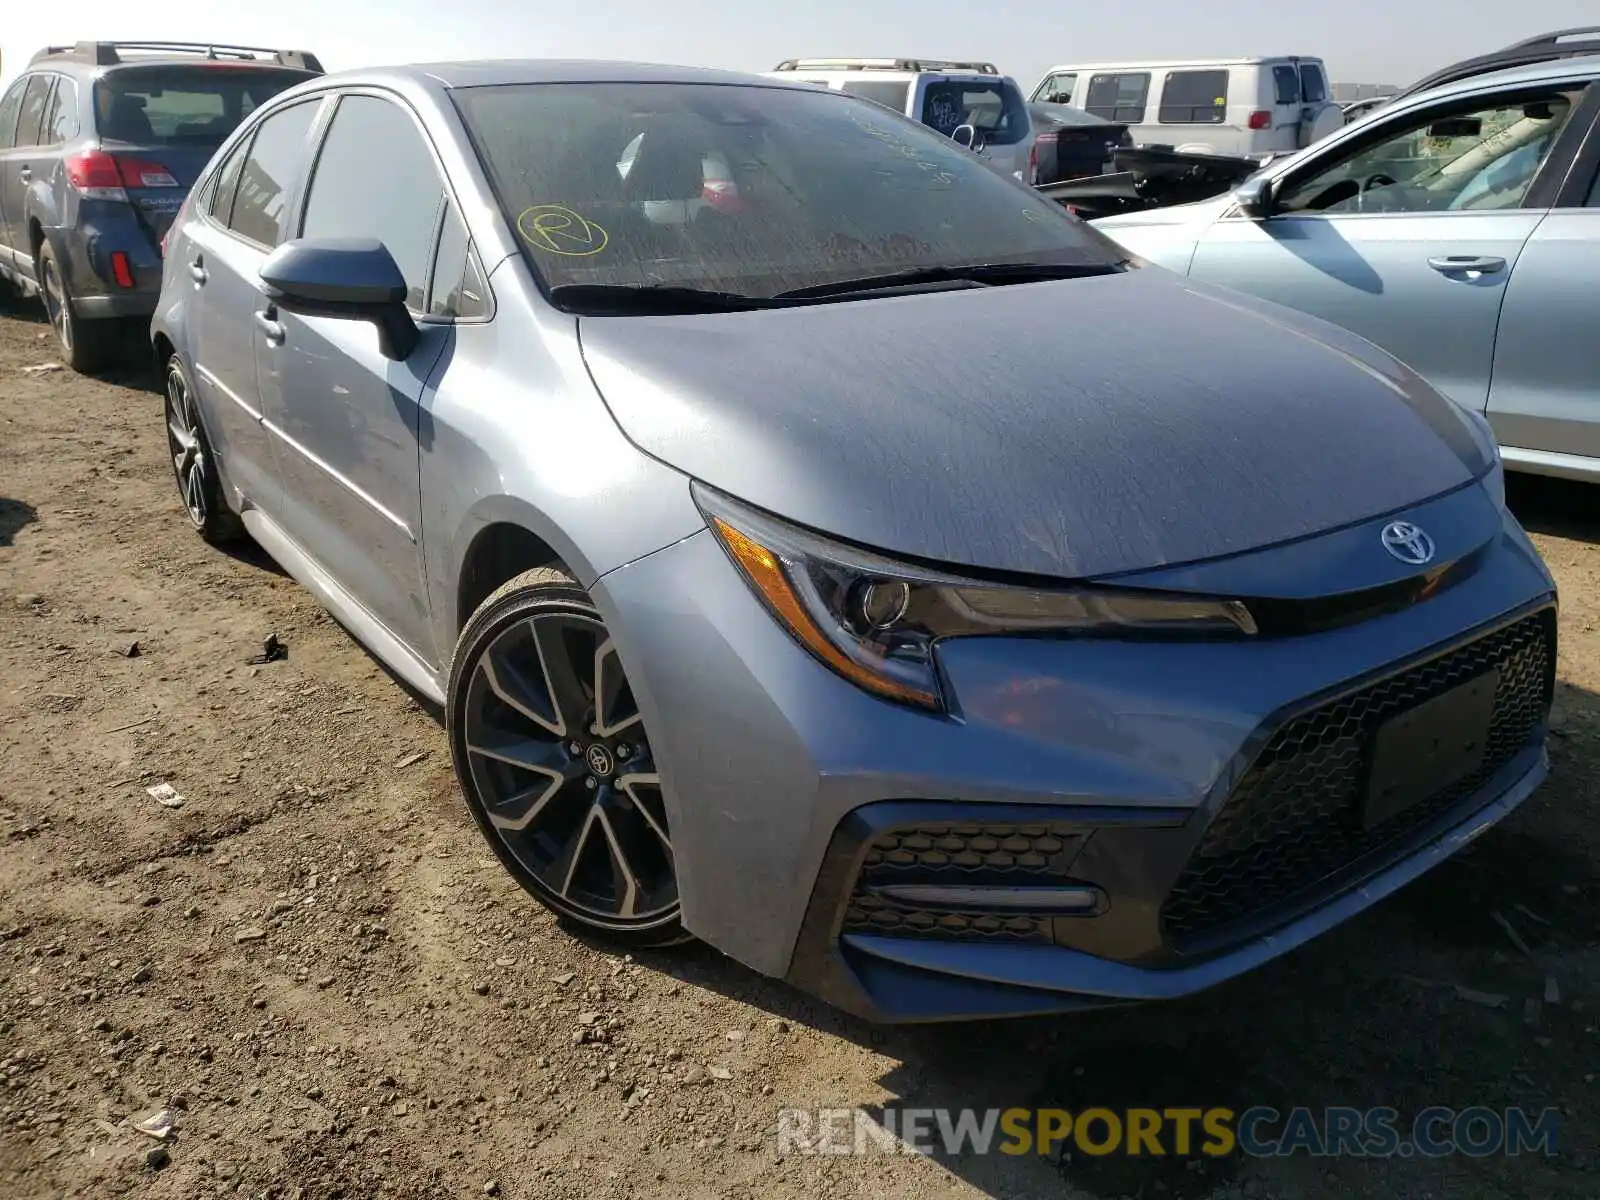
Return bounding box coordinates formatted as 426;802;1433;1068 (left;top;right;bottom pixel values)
151;61;1557;1023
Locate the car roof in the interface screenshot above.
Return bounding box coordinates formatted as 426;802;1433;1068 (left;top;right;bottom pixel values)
381;59;800;90
1039;56;1323;73
28;40;322;75
1395;26;1600;100
1393;49;1600;104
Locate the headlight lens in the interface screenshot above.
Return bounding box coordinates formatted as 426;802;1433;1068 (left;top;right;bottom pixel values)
696;486;1257;712
1457;405;1505;510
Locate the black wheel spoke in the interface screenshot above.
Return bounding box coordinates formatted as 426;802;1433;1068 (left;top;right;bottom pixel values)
592;803;643;917
461;605;678;929
548;803;601;901
478;629;565;736
617;773;671;851
530;616;597;736
481;766;567;833
592;638;642;738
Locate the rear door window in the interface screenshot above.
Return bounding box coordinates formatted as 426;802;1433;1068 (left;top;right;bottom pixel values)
838;80;910;112
1299;63;1328;104
207;136;251;225
1273;65;1301;106
225;99;320;247
42;77;79;146
93;67;311;146
1085;73;1150;122
1159;70;1229;124
17;75;54;148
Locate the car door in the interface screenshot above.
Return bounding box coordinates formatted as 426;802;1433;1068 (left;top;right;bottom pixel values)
254;90;453;665
181;97;324;516
1483;94;1600;471
1187;81;1591;412
0;74;54;266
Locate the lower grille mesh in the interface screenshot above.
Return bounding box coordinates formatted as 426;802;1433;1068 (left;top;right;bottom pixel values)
1162;610;1554;945
841;823;1086;944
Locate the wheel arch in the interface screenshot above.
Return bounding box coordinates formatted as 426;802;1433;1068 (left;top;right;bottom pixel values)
447;496;597;636
152;329;176;372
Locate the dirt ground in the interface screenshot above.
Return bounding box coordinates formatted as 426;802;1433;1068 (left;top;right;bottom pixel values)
0;293;1597;1200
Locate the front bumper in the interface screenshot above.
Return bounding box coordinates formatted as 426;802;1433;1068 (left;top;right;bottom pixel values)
591;483;1556;1022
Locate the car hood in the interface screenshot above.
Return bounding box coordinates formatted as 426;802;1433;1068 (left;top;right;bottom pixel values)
1093;193;1233;230
577;268;1488;580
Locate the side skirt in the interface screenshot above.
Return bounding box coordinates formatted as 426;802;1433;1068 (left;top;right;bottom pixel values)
240;508;446;706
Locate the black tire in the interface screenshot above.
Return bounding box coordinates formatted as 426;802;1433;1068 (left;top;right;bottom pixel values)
38;241;118;374
448;567;690;949
163;354;244;544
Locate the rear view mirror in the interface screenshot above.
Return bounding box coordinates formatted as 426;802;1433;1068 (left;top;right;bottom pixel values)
259;237;419;361
1427;117;1482;138
951;124;979;150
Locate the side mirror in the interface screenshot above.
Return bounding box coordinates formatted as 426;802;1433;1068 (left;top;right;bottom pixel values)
258;237;419;361
1231;176;1274;220
951;123;979;150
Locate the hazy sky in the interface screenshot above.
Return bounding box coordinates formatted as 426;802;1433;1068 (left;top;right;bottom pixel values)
4;1;1597;95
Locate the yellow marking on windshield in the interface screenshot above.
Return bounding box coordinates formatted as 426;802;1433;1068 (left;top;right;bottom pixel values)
517;205;609;256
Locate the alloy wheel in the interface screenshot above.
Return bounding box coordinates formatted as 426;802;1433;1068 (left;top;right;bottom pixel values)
165;365;208;527
459;611;677;929
41;258;71;353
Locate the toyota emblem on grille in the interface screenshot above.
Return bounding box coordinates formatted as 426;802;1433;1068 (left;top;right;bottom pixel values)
1381;521;1436;566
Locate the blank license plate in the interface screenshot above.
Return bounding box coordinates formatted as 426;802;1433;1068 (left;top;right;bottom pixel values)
1362;671;1499;830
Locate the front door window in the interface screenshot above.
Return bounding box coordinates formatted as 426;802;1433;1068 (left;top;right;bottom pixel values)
1275;89;1584;215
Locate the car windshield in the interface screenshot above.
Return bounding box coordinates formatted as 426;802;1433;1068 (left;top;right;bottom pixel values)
452;81;1124;300
94;67;311;146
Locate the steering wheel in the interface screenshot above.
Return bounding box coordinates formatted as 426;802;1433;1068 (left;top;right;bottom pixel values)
1362;173;1397;193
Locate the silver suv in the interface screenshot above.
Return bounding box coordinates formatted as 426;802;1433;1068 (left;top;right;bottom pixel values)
766;58;1036;180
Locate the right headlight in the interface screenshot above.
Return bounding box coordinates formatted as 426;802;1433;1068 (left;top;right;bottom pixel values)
1456;405;1506;511
695;485;1257;713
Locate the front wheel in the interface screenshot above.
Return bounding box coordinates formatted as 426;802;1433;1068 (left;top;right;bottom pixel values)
447;567;688;948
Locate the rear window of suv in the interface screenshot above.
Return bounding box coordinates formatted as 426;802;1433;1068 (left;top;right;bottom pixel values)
93;67;312;146
920;80;1029;145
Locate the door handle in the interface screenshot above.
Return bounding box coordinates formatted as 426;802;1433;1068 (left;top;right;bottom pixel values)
1427;255;1506;275
187;256;207;285
18;166;31;183
254;307;285;346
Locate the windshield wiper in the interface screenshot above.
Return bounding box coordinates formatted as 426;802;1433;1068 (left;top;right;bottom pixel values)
547;284;775;315
549;262;1122;314
773;262;1121;300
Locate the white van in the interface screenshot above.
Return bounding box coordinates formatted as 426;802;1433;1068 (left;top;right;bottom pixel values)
1030;57;1345;158
767;58;1036;181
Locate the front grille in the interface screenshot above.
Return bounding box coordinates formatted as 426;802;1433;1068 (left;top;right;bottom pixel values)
1162;610;1555;946
841;823;1087;944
